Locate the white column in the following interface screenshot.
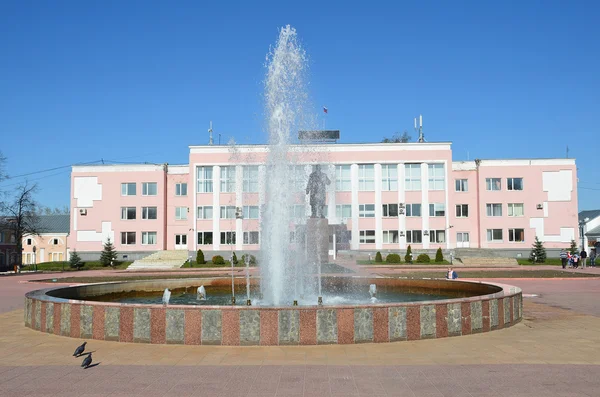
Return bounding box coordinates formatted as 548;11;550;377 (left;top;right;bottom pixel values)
398;163;406;249
193;165;198;252
444;160;451;249
351;164;359;250
212;165;221;251
421;163;430;249
374;164;382;250
235;165;243;251
327;164;336;222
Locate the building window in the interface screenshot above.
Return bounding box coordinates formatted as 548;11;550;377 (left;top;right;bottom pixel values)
142;232;157;245
406;203;421;217
335;165;351;191
405;164;422;191
220;231;236;245
486;178;501;191
359;204;375;218
358;164;375;191
289;205;306;219
335;204;352;220
429;230;446;243
121;207;136;220
486;229;503;242
429;203;445;217
457;232;469;243
508;203;524;217
197;206;213;219
455;204;469;218
220;166;236;193
49;252;63;262
220;206;237;219
455;179;468;192
381;164;398;191
175;183;188;196
509;228;525;242
243;206;259;219
52;238;60;245
486;204;502;217
121;232;136;245
197;166;213;193
507;178;524;191
243;166;259;193
121;183;136;196
141;182;157;196
175;207;188;220
142;207;157;220
382;204;398;217
243;231;260;244
428;164;445;190
359;230;376;244
197;232;213;245
383;230;399;244
26;238;32;245
175;234;187;246
406;230;422;244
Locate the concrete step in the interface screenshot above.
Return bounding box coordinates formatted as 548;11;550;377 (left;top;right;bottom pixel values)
458;257;519;267
127;250;189;270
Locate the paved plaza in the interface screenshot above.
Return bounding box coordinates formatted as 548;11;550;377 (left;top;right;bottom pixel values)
1;268;600;396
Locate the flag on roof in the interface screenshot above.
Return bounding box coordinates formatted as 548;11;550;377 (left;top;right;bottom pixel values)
323;106;328;114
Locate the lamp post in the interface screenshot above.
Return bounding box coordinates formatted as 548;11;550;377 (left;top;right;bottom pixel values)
580;217;590;251
33;246;37;272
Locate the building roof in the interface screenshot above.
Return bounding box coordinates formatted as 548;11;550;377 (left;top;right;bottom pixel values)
585;225;600;237
579;210;600;223
35;215;70;234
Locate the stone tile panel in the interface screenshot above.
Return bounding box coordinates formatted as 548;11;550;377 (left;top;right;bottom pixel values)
201;310;222;345
420;305;436;339
354;308;373;343
490;299;499;329
60;303;71;336
165;309;184;344
278;310;299;345
34;300;41;331
24;298;31;327
461;302;471;335
316;309;337;344
133;307;151;343
447;303;462;336
240;310;260;345
388;307;407;341
45;302;54;333
80;305;93;339
40;302;46;333
105;307;120;341
504;298;510;325
471;301;483;333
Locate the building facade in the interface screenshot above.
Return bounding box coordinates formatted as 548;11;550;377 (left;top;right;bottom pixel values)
21;215;70;265
67;142;579;259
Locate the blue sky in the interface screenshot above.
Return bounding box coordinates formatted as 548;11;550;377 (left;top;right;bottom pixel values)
0;0;598;209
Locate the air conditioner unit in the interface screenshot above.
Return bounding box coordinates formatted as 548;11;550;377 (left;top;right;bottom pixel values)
79;209;87;216
536;204;543;210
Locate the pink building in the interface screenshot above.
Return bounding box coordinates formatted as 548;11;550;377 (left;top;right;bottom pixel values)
67;142;578;259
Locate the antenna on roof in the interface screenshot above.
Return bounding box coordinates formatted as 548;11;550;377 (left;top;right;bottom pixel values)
208;121;214;145
414;115;425;142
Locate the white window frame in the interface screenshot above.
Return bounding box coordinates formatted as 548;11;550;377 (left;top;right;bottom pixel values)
359;204;375;218
457;232;470;243
175;234;187;246
508;228;525;242
175;207;188;220
486;229;503;242
455;179;468;192
381;164;398;191
406;230;422;244
428;164;445;191
220;166;236;193
142;232;157;245
142;182;157;196
335;165;351;191
486;178;501;191
382;203;399;217
455;204;469;218
335;204;352;220
175;183;188;196
197;231;213;245
406;203;421;217
243;166;259;193
49;252;63;262
121;183;136;196
383;230;399;244
507;177;524;191
142;206;157;220
359;230;376;244
243;206;259;219
429;230;446;243
121;207;136;220
197;206;213;220
429;203;445;217
486;203;502;217
121;232;136;245
220;231;236;245
507;203;524;217
243;231;260;245
220;206;237;219
405;164;422;191
197;166;213;193
358;164;375;191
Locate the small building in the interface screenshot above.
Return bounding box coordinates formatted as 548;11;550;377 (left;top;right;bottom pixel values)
579;210;600;252
0;218;17;271
22;215;70;265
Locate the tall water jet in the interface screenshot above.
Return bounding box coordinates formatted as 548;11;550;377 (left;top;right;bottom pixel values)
261;25;311;305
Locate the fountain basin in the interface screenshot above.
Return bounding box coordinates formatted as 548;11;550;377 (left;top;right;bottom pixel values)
24;277;522;345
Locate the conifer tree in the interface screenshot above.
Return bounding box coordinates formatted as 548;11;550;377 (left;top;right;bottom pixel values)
69;250;82;270
100;237;118;267
529;236;547;263
405;245;413;263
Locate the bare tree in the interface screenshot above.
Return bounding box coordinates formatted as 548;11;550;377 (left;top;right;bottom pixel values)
0;183;41;269
382;131;412;143
37;205;70;215
0;151;6;182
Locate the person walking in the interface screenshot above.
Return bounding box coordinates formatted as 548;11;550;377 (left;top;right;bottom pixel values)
590;249;596;268
560;249;568;269
580;249;588;269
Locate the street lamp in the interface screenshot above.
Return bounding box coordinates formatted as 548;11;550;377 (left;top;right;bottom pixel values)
579;217;590;251
32;246;37;272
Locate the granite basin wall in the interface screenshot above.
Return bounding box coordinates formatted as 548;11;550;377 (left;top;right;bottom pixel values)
24;279;522;346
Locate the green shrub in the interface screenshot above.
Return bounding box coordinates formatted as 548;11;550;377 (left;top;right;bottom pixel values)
435;248;444;262
69;250;84;270
385;253;402;263
405;245;413;263
100;237;118;267
375;251;383;262
241;254;257;265
196;249;206;264
212;255;225;265
232;252;238;265
416;253;431;263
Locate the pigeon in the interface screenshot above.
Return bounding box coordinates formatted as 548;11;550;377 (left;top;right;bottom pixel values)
81;353;92;369
73;342;87;357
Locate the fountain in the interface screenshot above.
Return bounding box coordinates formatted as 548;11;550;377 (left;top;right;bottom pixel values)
162;288;171;306
197;286;206;301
